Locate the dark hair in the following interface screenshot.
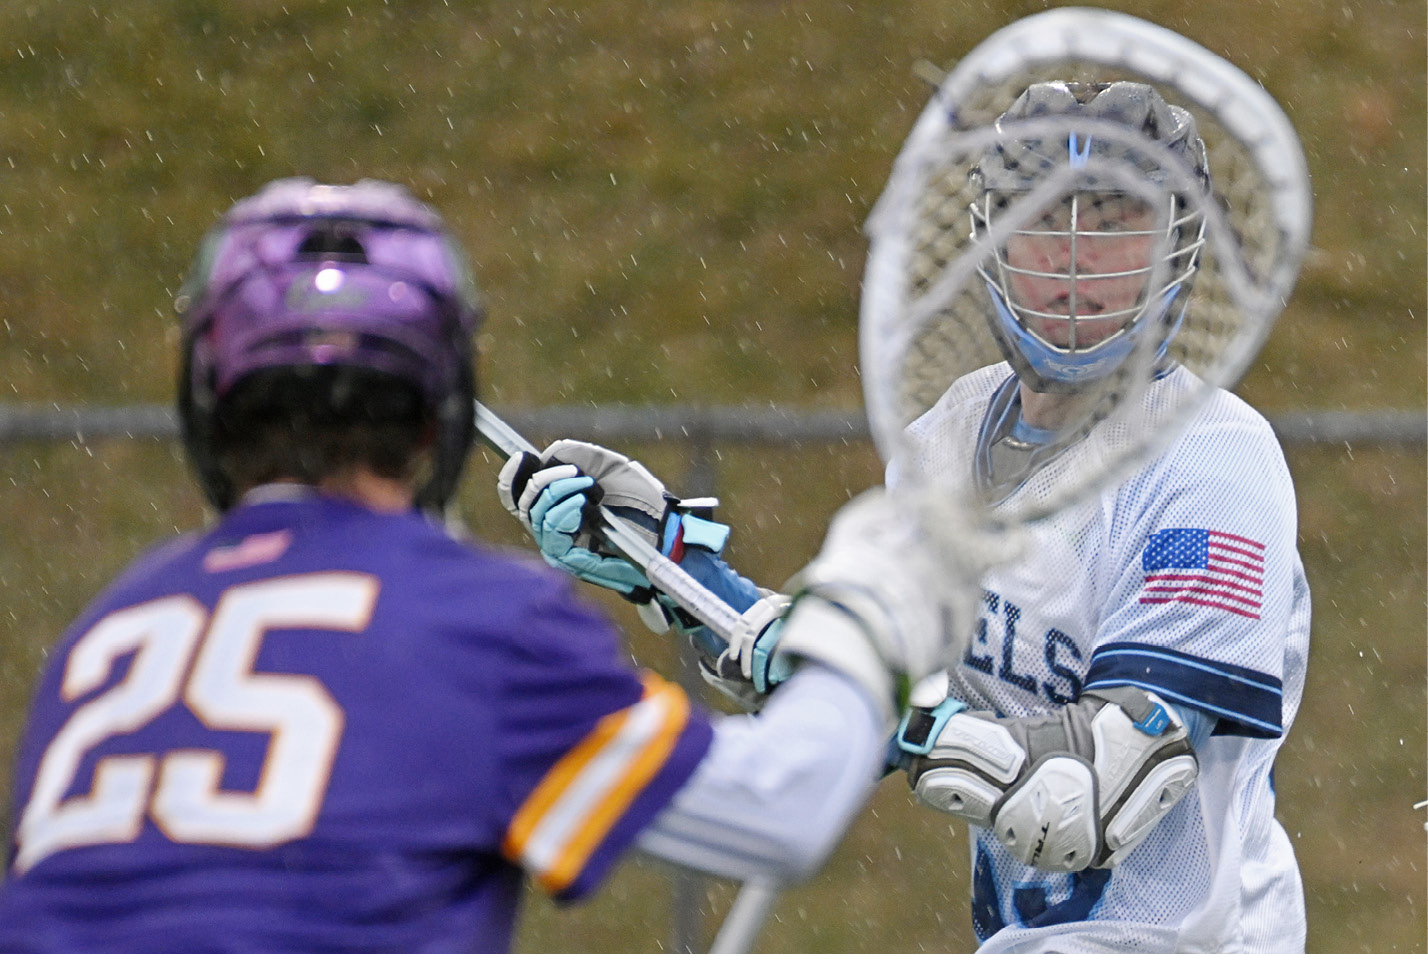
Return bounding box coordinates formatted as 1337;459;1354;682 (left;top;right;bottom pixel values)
212;365;433;495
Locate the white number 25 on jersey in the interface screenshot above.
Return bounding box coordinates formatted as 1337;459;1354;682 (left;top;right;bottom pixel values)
14;573;378;875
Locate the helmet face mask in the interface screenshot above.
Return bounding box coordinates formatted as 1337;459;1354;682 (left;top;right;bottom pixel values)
177;178;484;511
971;82;1210;392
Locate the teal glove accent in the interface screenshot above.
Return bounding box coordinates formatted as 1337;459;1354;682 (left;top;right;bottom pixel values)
748;617;796;694
528;474;653;596
674;514;731;554
887;696;969;772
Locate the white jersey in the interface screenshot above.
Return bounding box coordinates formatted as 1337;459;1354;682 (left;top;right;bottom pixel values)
900;364;1310;953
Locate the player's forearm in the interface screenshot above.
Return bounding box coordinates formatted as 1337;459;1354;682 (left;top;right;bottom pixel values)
635;665;884;883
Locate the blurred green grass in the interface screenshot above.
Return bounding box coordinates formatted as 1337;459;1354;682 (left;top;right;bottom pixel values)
0;1;1422;951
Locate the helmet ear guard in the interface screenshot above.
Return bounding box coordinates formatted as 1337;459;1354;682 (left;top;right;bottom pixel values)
176;178;483;512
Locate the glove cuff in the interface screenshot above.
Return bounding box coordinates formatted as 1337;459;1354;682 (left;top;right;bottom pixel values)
659;509;730;561
773;597;897;726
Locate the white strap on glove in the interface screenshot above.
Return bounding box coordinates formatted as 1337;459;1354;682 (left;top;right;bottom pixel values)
721;590;794;683
901;686;1199;871
771;488;991;725
690;589;796;711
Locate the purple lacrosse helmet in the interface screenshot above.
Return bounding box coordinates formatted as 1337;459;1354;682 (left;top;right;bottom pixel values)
176;177;484;510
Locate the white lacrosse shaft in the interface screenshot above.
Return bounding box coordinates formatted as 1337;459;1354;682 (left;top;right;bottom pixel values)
706;877;781;954
474;402;745;643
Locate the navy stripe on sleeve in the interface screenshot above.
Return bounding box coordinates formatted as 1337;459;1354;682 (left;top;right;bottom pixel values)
1084;642;1282;738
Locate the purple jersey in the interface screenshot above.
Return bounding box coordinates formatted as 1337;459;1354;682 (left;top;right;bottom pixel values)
0;493;712;953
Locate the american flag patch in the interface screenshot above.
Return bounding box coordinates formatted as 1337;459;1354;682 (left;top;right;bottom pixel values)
1139;528;1264;619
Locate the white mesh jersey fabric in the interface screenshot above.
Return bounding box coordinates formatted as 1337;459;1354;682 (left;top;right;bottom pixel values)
895;364;1310;952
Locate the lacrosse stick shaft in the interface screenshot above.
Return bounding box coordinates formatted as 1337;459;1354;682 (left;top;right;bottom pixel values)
474;402;745;642
706;878;781;954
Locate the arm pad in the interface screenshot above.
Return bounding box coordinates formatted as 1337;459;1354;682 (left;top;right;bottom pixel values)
904;686;1199;871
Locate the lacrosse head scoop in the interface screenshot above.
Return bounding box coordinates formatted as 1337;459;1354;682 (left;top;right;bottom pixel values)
860;8;1312;529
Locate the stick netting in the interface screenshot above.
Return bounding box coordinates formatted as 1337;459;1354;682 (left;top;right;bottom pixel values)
861;34;1309;527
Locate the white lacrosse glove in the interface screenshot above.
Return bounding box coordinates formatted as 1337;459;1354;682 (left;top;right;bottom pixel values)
496;439;726;604
896;686;1199;871
771;487;989;725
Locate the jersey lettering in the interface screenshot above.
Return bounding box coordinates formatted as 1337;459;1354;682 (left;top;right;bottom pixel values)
963;590;999;675
14;573;378;874
996;601;1037;693
970;589;1087;705
1042;629;1084;704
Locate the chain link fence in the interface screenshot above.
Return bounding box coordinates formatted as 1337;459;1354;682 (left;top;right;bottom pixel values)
1;403;1422;447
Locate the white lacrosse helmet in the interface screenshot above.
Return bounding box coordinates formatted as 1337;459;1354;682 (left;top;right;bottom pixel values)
972;81;1211;393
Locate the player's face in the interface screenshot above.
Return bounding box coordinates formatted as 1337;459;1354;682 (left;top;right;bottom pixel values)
1002;193;1159;350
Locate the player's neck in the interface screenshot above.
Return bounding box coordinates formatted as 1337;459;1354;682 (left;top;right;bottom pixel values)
1018;385;1092;430
242;470;416;513
316;469;416;512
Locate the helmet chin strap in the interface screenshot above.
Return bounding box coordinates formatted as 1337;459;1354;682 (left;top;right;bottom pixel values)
986;273;1186;394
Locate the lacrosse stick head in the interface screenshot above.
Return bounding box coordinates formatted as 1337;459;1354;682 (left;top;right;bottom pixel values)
175;177;484;510
860;8;1312;537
